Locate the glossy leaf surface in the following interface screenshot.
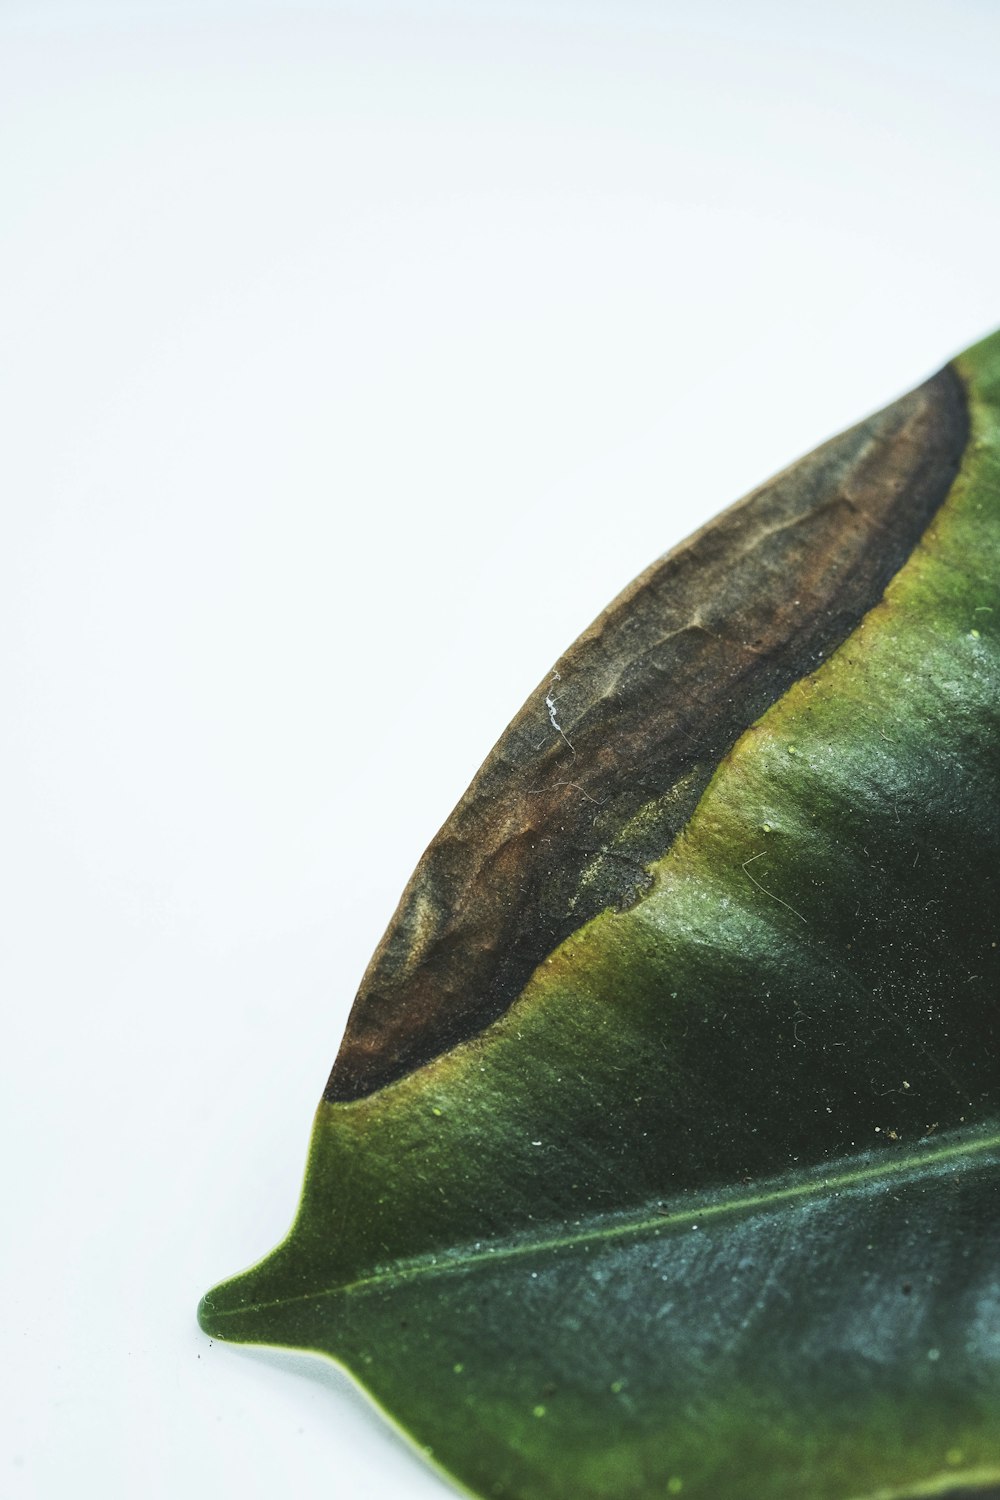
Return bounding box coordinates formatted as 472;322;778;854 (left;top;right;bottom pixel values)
200;331;1000;1500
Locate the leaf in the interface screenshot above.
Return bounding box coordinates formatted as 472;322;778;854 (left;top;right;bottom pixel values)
200;330;1000;1500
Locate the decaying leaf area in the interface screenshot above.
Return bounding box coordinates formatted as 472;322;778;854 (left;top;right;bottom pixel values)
201;331;1000;1500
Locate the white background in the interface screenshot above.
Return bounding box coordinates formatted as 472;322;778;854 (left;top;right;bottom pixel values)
4;3;1000;1496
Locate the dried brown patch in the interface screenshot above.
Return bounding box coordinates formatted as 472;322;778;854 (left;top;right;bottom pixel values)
327;366;968;1101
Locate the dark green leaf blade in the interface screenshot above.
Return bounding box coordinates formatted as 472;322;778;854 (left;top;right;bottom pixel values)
200;329;1000;1499
205;1131;1000;1500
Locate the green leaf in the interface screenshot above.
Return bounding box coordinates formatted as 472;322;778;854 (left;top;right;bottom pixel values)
200;330;1000;1500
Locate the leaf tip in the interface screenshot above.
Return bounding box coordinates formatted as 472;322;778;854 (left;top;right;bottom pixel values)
196;1272;252;1342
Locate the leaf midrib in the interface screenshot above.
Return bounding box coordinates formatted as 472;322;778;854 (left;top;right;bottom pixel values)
213;1127;1000;1321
